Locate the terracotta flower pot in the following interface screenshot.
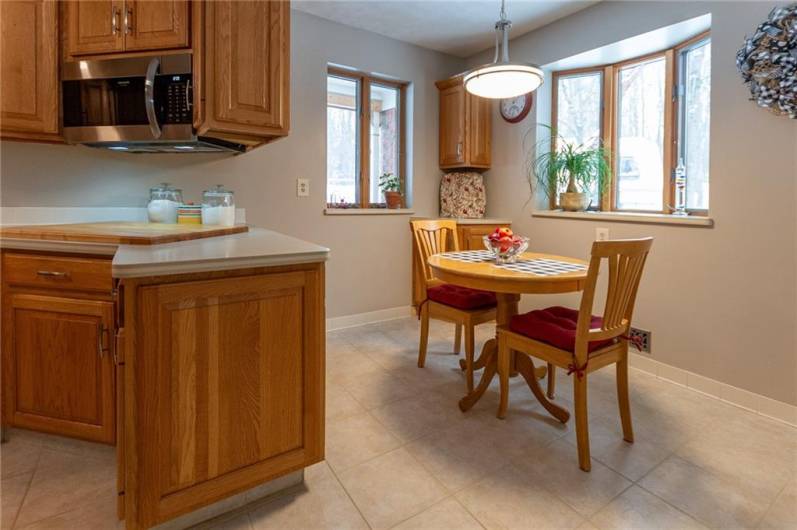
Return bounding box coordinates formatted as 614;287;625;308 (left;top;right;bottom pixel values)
384;191;402;209
559;192;589;211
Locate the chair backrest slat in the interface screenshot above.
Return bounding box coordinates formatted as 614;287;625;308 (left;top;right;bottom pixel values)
411;220;460;285
576;238;653;358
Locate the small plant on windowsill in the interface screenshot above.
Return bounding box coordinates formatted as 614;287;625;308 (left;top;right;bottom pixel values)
529;125;610;212
378;173;403;209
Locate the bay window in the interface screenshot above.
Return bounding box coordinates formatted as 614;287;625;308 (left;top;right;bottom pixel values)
552;32;711;214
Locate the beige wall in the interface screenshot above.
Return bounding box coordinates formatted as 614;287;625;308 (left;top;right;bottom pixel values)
0;11;464;318
469;1;797;405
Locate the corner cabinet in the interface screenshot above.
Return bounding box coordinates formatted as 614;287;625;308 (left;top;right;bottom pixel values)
65;0;190;58
0;0;61;142
198;0;290;143
436;77;492;170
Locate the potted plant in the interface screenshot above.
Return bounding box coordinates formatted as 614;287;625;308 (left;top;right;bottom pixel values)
379;172;403;209
529;125;610;211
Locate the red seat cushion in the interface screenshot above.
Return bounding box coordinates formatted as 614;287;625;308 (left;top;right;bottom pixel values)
427;284;497;310
509;306;614;353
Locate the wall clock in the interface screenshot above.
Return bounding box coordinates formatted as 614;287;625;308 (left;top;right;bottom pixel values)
500;93;533;123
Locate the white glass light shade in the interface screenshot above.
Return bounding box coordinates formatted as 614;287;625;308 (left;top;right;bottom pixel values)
463;63;544;99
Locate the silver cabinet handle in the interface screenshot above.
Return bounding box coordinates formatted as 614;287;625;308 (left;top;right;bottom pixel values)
112;7;121;35
98;324;109;359
124;6;133;35
144;57;162;139
456;142;463;157
36;270;69;278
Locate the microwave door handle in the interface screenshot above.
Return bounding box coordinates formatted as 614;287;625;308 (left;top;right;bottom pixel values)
144;57;162;139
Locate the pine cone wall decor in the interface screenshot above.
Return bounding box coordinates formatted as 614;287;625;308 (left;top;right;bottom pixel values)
736;3;797;118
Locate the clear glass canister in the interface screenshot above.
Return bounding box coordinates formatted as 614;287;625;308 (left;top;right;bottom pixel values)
147;183;183;223
201;185;235;226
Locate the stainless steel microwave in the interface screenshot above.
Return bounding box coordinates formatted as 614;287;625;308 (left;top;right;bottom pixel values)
61;54;244;153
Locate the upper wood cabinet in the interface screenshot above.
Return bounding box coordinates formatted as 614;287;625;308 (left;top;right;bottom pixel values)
0;0;60;142
200;0;290;141
65;0;189;58
435;77;492;170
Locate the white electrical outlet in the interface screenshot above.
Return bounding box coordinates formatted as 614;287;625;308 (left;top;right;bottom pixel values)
297;178;310;197
595;227;609;241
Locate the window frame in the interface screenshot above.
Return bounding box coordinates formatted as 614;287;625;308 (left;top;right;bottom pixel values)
551;30;710;215
327;67;408;209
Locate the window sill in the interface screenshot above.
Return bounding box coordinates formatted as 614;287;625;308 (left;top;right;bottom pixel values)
532;209;714;227
324;208;416;216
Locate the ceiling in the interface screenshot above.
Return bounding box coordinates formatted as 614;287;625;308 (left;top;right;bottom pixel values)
292;1;600;58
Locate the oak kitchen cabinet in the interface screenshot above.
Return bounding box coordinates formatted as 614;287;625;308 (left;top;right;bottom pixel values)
0;0;61;143
0;0;290;148
197;0;290;143
436;76;492;170
65;0;190;58
1;252;117;443
410;219;510;311
0;225;326;530
120;263;324;528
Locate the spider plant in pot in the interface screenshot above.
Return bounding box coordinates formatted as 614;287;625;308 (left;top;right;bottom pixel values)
379;172;403;209
530;125;610;211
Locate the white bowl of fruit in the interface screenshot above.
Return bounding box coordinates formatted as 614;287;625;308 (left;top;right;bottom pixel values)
483;227;529;264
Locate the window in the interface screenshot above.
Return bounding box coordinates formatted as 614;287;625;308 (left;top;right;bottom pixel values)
552;32;711;214
553;71;604;207
326;68;407;208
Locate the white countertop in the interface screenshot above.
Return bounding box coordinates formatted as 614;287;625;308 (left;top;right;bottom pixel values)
1;227;330;279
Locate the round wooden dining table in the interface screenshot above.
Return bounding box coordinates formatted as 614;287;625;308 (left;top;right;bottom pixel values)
427;251;589;417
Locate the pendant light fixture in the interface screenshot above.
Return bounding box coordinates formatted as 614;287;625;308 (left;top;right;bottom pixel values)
463;0;544;99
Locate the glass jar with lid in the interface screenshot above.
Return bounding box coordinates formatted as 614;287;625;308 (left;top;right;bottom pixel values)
201;185;235;226
147;183;183;224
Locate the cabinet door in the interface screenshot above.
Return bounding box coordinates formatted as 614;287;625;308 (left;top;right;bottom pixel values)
439;85;465;167
66;0;125;56
203;0;289;137
0;0;59;138
129;269;323;527
124;0;189;52
467;94;492;168
4;294;115;443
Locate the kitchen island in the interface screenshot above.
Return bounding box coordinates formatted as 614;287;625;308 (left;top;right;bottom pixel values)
1;224;329;530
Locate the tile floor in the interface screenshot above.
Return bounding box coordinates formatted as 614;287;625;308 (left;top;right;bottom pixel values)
2;317;796;529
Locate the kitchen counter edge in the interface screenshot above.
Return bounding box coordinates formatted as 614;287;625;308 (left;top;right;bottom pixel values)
1;227;330;279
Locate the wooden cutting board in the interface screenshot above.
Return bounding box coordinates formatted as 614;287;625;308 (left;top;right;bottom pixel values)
0;222;249;245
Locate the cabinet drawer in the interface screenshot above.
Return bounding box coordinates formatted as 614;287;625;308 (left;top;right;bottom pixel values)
2;253;113;292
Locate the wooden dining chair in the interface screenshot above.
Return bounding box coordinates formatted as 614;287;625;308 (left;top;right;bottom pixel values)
411;219;497;390
496;238;653;471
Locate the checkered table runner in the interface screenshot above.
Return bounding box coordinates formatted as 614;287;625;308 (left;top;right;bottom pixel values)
497;258;587;276
439;251;586;277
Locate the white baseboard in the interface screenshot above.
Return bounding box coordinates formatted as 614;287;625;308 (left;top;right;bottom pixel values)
326;306;413;331
629;352;797;427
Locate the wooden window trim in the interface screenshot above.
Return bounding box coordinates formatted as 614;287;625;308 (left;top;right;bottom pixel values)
327;67;408;209
552;30;711;215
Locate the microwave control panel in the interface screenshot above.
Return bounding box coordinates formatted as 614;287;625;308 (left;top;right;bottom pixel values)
156;74;192;125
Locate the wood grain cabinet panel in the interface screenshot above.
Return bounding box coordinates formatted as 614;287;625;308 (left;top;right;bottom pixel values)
438;85;465;167
0;0;60;140
435;77;492;170
127;266;323;528
202;0;289;138
66;0;125;56
123;0;189;52
3;294;115;443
